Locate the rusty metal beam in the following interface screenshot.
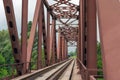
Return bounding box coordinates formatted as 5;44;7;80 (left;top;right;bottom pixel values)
54;22;58;62
57;32;61;61
3;0;22;75
52;24;78;25
80;0;86;64
47;11;50;65
97;0;120;79
50;19;56;64
37;5;43;69
21;0;28;74
62;36;65;60
58;33;63;61
27;0;42;68
41;3;48;67
49;30;52;64
64;39;67;59
86;0;97;75
42;0;56;19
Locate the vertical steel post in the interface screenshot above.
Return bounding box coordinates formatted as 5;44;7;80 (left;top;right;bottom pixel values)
50;19;56;64
3;0;22;75
61;36;63;60
78;0;81;61
41;3;48;67
80;0;86;64
57;32;60;61
65;40;68;59
64;40;66;59
21;0;28;74
86;0;97;75
62;36;65;60
60;36;62;61
97;0;120;79
47;11;50;65
37;5;43;69
54;20;57;62
49;29;52;64
58;33;62;61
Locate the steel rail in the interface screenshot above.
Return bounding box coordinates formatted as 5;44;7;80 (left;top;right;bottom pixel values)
46;59;74;80
12;59;72;80
58;59;75;80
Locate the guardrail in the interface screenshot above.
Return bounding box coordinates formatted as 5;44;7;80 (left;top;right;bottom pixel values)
77;58;104;80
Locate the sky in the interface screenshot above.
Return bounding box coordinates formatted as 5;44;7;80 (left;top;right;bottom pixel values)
0;0;100;52
0;0;37;33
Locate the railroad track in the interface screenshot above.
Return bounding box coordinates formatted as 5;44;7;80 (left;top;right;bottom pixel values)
12;59;75;80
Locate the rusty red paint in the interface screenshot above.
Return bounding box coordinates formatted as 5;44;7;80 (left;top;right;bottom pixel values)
21;0;28;74
3;0;22;75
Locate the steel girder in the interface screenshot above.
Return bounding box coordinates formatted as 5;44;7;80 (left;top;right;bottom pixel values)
50;19;57;64
47;11;51;65
37;4;43;69
57;33;62;61
41;3;48;67
21;0;28;74
86;0;97;75
97;0;120;79
3;0;22;75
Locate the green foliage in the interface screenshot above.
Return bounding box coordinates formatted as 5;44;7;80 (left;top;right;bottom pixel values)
97;42;103;75
0;54;5;64
0;30;14;78
97;42;102;69
68;50;77;58
97;78;104;80
0;30;13;64
27;21;32;38
0;68;8;78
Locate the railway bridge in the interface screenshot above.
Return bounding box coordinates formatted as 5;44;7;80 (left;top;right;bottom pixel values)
0;0;120;80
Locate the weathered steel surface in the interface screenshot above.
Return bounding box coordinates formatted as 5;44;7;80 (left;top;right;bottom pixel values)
27;0;42;67
62;36;65;60
37;5;43;69
80;0;85;64
86;0;97;75
3;0;22;75
41;3;48;67
50;19;56;64
97;0;120;79
47;11;50;65
1;0;107;79
57;33;62;61
21;0;28;74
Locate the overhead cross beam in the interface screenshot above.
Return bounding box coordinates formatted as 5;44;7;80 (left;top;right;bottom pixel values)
58;26;78;42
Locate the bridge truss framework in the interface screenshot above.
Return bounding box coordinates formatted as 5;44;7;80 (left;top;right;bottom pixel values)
1;0;120;80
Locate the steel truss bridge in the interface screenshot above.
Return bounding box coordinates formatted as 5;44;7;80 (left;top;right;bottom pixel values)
0;0;120;80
